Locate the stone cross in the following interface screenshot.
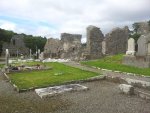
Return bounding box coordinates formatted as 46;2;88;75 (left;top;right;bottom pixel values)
5;49;9;67
126;38;135;55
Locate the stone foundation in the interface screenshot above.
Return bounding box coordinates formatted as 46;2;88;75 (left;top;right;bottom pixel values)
123;55;150;68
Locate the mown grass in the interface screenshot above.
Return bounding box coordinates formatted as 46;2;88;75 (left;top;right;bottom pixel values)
9;62;99;90
0;64;4;68
81;54;150;76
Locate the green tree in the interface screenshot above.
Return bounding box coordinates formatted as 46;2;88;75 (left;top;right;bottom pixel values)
132;23;140;33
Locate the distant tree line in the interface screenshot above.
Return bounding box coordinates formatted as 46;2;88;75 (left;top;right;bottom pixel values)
0;28;47;55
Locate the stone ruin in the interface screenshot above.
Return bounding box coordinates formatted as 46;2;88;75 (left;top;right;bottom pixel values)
44;33;82;60
103;26;129;55
44;38;62;58
123;33;150;68
44;25;129;60
61;33;82;60
136;21;150;35
2;35;29;57
86;25;104;59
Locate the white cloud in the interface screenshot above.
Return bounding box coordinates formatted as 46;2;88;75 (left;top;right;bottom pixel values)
0;0;149;41
0;20;16;31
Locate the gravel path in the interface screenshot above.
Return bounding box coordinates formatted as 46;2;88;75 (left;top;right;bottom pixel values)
0;70;150;113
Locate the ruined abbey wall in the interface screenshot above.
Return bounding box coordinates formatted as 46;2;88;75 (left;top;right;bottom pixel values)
2;35;29;56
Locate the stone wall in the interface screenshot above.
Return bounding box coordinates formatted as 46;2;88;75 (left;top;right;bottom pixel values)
104;26;129;55
61;33;82;60
2;35;29;56
44;38;62;58
44;33;82;60
86;25;104;59
137;21;150;35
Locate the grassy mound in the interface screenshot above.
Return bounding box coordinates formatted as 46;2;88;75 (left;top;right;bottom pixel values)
81;54;150;76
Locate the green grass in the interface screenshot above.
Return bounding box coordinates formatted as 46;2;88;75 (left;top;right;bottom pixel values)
0;64;4;68
81;54;150;76
8;62;98;90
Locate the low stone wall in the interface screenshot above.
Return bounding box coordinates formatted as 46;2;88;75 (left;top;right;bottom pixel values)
123;55;150;68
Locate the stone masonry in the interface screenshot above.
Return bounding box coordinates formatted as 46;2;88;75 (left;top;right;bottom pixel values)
104;26;129;55
61;33;82;60
86;25;104;59
44;38;62;58
137;21;150;35
44;33;82;60
2;35;29;56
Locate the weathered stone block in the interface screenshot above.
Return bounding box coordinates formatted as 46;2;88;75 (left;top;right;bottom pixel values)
119;84;134;95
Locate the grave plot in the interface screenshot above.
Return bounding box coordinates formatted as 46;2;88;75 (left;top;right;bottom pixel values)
7;62;99;91
35;84;88;98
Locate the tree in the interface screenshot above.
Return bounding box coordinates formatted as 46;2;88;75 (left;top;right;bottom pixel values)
0;28;47;55
132;23;140;33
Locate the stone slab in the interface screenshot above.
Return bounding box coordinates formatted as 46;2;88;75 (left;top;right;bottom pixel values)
35;84;88;98
119;84;134;95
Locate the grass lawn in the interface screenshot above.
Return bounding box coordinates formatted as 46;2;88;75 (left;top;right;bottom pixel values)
8;62;99;90
81;54;150;76
0;64;4;68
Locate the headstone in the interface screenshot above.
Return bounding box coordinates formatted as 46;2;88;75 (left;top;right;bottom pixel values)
30;49;32;59
38;49;40;59
39;52;44;61
136;34;150;56
126;38;135;55
102;41;106;55
5;49;9;67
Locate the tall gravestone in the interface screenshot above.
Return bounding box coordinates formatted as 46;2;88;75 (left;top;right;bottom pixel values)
126;38;135;55
123;33;150;68
136;35;147;56
39;52;44;61
30;49;32;59
86;25;104;59
38;49;41;59
5;49;9;67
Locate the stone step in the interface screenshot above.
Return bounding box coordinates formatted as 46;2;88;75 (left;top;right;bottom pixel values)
106;75;150;90
135;88;150;100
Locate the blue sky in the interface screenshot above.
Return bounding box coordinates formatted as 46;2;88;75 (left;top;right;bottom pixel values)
0;0;150;42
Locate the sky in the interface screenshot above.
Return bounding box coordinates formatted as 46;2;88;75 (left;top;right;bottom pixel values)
0;0;150;42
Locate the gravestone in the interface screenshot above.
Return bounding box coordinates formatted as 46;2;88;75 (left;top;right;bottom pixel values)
136;35;147;56
30;49;32;59
123;33;150;68
38;49;40;59
5;49;9;67
102;41;106;55
39;52;44;61
126;38;135;55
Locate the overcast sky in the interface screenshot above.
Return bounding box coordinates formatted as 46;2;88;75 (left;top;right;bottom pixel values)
0;0;150;42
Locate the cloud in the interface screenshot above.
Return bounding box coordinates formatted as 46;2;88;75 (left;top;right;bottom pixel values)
0;0;149;41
